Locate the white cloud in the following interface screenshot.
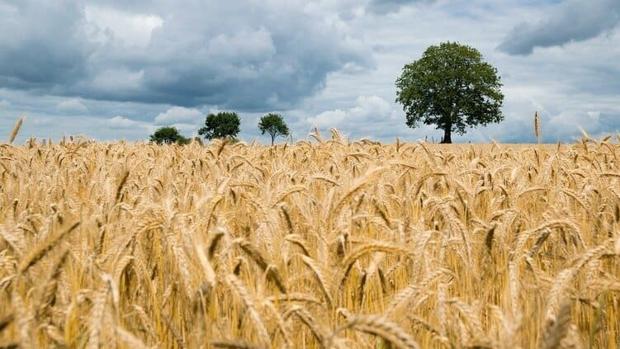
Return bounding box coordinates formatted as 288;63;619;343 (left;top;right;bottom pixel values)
154;106;203;125
587;111;601;121
0;0;618;143
367;0;434;14
84;5;163;48
108;115;142;129
309;95;392;128
305;95;432;140
57;98;88;113
167;123;198;136
310;109;348;128
89;68;144;94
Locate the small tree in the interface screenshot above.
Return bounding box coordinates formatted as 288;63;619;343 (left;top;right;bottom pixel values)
149;126;189;145
258;113;289;145
396;42;504;143
198;112;241;141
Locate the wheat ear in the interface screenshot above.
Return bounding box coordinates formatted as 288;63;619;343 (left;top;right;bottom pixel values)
539;300;571;349
87;288;108;349
211;340;262;349
298;254;333;306
534;111;541;144
225;274;271;348
284;305;328;348
8;117;24;144
334;310;420;349
0;313;14;333
19;222;80;273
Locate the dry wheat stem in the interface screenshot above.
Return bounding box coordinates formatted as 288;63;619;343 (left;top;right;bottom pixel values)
0;136;618;348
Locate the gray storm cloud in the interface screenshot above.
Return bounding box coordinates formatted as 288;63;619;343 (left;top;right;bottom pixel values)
0;0;618;143
0;1;372;111
0;2;93;88
499;0;620;55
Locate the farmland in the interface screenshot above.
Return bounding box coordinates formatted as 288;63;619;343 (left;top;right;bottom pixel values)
1;133;619;348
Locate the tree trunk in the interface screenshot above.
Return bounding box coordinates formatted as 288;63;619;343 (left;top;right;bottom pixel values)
441;126;452;144
270;133;275;146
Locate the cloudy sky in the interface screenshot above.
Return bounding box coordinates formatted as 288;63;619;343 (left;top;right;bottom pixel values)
0;0;619;143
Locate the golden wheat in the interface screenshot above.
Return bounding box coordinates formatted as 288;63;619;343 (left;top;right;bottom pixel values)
0;133;618;348
7;117;24;144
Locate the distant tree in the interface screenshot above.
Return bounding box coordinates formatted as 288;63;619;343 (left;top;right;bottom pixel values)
198;112;241;141
258;113;289;145
149;126;190;145
396;42;504;143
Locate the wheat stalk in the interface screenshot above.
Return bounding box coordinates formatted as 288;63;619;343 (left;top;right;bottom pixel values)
284;305;328;348
1;130;619;348
8;117;24;144
19;222;80;273
211;340;263;349
534;111;541;144
539;300;571;349
226;274;271;348
334;310;420;349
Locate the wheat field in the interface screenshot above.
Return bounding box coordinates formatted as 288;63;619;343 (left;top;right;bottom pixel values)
1;131;619;348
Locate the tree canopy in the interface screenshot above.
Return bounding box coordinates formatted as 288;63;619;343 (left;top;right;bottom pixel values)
395;42;504;143
149;126;190;145
198;112;241;141
258;113;289;145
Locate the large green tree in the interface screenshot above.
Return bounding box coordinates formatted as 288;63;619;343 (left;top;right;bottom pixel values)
198;112;241;141
258;113;289;145
149;126;190;145
396;42;504;143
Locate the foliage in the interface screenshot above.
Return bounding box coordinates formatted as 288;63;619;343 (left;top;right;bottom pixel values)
396;42;504;143
198;112;241;141
258;113;289;145
149;126;190;145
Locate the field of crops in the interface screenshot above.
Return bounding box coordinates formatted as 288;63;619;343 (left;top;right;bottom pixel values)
1;132;619;348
